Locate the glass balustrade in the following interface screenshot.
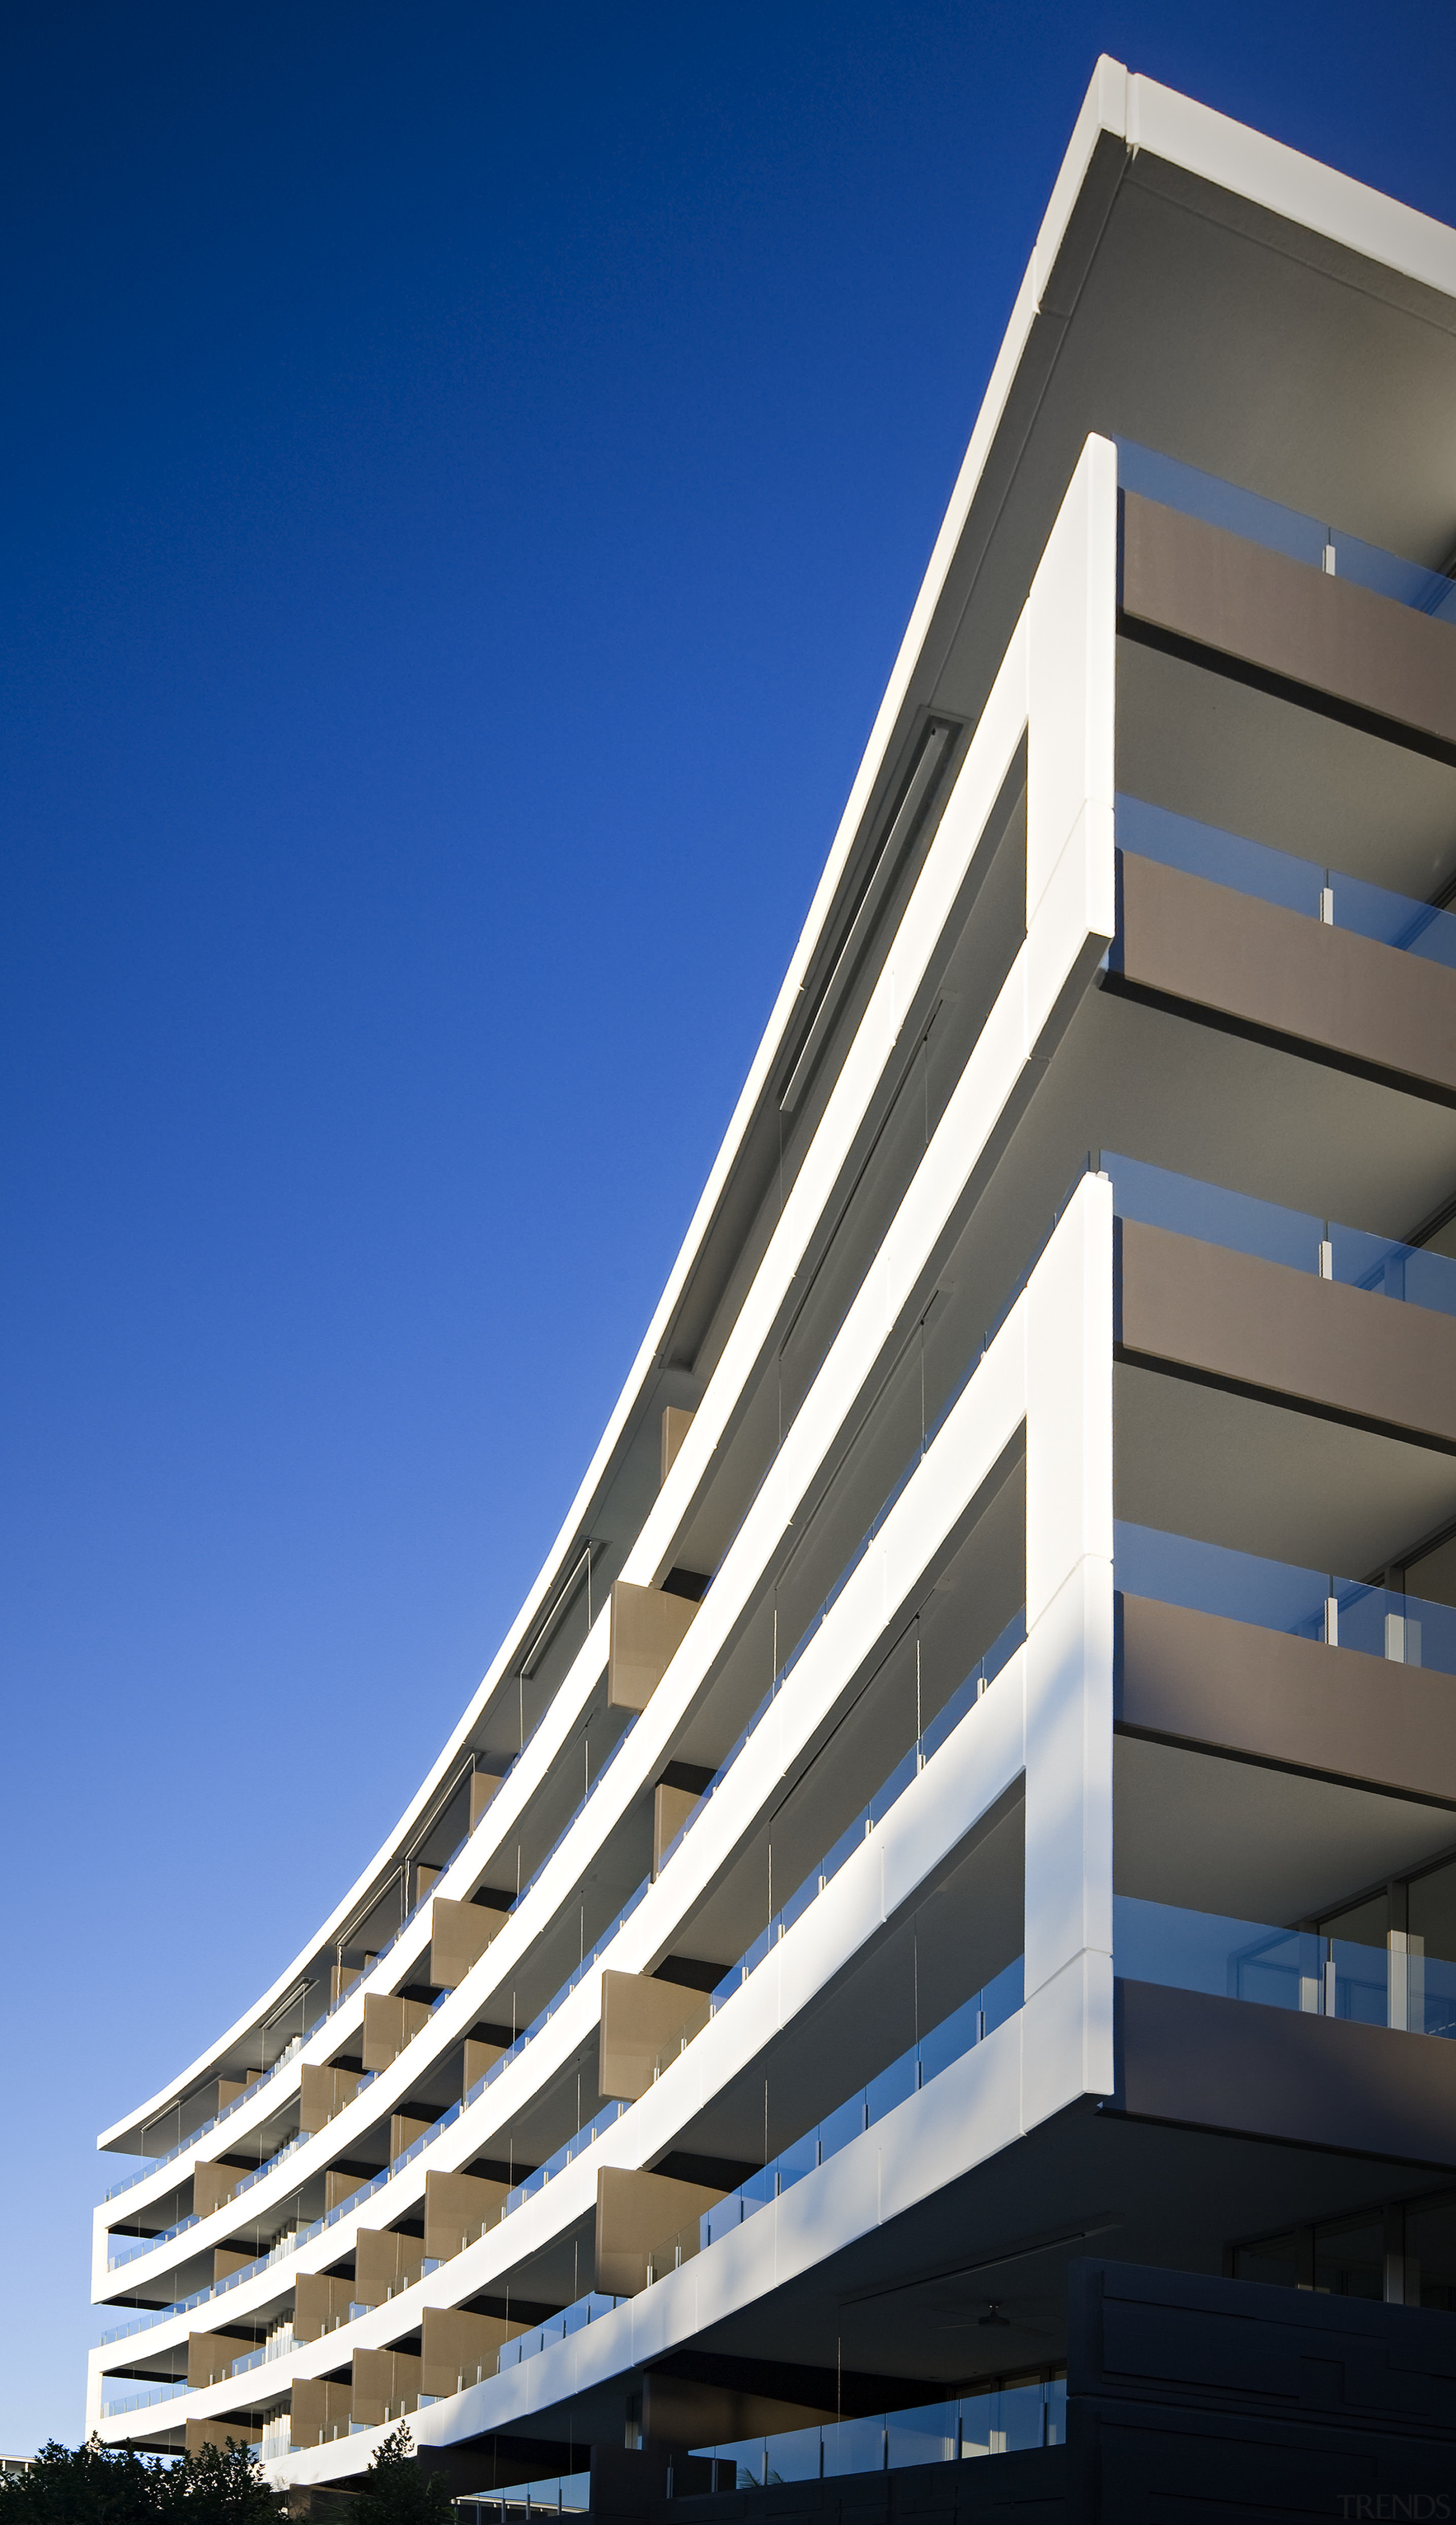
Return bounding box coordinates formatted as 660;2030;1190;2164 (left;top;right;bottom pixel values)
1107;1148;1456;1323
495;2295;628;2373
1115;1893;1456;2037
233;2133;304;2201
1116;439;1456;623
103;1759;527;2205
655;1167;1094;1891
693;1958;1022;2255
461;2472;592;2520
502;2104;625;2217
511;1722;638;1914
1116;1520;1456;1679
694;2375;1066;2484
705;1611;1025;2015
102;1662;1028;2360
231;2325;294;2378
462;1878;651;2113
107;2211;201;2270
98;1883;655;2347
500;1957;1024;2378
1115;796;1456;974
100;2381;191;2419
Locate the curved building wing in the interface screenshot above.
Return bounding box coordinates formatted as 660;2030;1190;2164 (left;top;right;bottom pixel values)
92;59;1456;2515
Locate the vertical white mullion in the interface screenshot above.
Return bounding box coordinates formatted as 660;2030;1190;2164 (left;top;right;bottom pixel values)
1018;430;1118;2126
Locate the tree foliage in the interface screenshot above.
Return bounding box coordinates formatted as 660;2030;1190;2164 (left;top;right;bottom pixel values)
350;2429;453;2525
1;2423;456;2525
0;2438;276;2525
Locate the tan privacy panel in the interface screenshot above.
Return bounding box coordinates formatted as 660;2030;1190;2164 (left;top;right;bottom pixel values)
187;2330;249;2390
429;1895;498;1990
607;1581;699;1713
652;1783;701;1877
389;2113;432;2164
354;2226;427;2306
293;2270;359;2342
1118;852;1456;1101
185;2418;261;2454
215;2073;259;2113
423;2167;506;2261
463;2037;503;2095
1118;1593;1456;1805
325;2169;367;2212
329;1962;362;2006
1120;1217;1456;1448
421;2305;524;2397
192;2160;243;2220
599;1970;713;2102
361;1992;431;2072
298;2063;361;2134
1122;490;1456;755
661;1406;696;1483
351;2346;422;2427
469;1771;503;1829
213;2248;255;2282
289;2377;352;2447
595;2166;722;2297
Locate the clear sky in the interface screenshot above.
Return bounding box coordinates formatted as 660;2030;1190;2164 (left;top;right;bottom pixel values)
3;0;1454;2454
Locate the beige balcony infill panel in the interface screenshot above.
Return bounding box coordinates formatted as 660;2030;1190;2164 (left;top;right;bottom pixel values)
289;2377;352;2447
351;2346;421;2426
595;2166;722;2297
1119;1220;1456;1449
192;2160;244;2221
469;1771;503;1830
329;1962;362;2007
1121;491;1456;753
1118;852;1456;1100
299;2064;362;2134
652;1783;701;1877
388;2113;431;2164
599;1970;713;2102
213;2248;255;2282
361;1993;431;2073
607;1580;699;1713
421;2305;524;2397
428;1895;498;1990
661;1406;696;1484
462;2038;503;2096
293;2271;359;2342
423;2167;506;2262
187;2330;252;2390
354;2226;427;2306
185;2418;261;2454
1119;1593;1456;1804
215;2073;259;2114
325;2169;368;2212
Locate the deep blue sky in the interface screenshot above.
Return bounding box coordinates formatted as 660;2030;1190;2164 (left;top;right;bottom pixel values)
4;0;1454;2452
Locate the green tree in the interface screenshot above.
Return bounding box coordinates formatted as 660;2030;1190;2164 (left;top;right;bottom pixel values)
162;2443;276;2525
0;2439;167;2525
350;2429;453;2525
0;2437;278;2525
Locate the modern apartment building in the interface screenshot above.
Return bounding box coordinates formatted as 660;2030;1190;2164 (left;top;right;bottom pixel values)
90;62;1456;2518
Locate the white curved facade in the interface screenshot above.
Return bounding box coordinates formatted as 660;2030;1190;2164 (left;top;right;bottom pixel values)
92;60;1456;2512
